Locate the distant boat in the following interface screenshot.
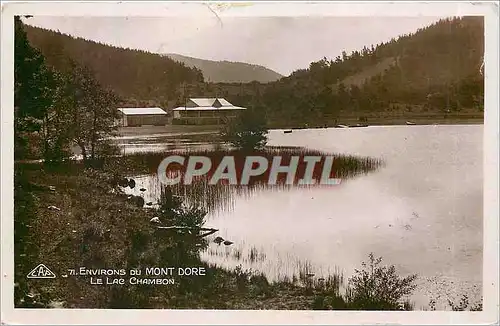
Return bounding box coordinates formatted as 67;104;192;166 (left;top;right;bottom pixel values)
284;130;293;134
335;124;349;128
350;123;369;128
406;121;416;125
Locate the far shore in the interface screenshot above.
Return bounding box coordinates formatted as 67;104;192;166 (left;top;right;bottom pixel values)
116;117;483;137
117;124;221;136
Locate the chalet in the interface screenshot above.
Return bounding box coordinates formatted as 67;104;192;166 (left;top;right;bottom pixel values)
116;107;168;127
172;98;246;125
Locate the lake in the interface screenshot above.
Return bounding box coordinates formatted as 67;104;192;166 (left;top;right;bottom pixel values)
120;125;483;310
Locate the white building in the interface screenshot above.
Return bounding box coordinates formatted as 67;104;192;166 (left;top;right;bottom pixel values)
172;98;246;125
116;107;168;127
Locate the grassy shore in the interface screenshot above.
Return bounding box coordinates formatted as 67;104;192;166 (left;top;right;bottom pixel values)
15;163;318;309
13;154;410;310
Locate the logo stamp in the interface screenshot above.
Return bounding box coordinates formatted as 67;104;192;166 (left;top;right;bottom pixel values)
27;264;56;279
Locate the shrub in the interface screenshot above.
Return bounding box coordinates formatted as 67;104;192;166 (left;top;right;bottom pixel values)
158;187;206;229
448;294;482;311
345;253;417;310
221;108;268;151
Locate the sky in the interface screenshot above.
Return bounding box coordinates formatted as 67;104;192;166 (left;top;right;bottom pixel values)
23;16;444;76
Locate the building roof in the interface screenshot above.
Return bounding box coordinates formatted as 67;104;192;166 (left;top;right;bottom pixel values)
172;106;246;111
190;98;218;107
118;107;167;115
189;98;234;107
216;98;233;106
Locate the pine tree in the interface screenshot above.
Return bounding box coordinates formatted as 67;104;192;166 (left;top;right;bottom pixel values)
14;16;57;159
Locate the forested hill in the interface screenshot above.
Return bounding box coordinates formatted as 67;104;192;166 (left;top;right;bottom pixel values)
23;24;204;104
165;53;283;83
200;16;483;126
259;16;485;124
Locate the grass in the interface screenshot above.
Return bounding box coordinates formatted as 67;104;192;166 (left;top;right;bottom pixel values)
105;147;383;211
109;146;382;175
248;246;266;263
14;164;155;308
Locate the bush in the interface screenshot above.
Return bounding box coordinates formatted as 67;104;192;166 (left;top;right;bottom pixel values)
448;294;482;311
345;253;417;310
158;187;206;229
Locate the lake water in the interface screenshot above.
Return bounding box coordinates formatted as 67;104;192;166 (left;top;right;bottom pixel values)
121;125;483;310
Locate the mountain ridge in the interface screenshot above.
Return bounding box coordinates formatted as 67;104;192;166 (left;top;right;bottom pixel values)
164;53;283;83
23;24;203;103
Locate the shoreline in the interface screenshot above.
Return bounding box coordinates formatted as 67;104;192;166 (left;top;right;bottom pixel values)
114;118;484;137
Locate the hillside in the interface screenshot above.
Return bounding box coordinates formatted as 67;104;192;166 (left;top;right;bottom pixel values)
165;53;283;83
190;16;484;127
340;57;397;88
23;24;204;105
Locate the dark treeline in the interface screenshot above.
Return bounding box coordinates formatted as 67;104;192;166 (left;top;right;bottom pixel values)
16;17;121;163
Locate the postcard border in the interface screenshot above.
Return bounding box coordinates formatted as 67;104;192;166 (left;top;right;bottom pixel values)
1;1;498;325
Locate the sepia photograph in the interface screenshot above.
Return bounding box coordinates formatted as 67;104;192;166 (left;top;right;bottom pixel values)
1;1;498;325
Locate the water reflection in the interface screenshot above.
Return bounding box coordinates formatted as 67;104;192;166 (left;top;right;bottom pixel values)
112;132;223;155
120;126;483;310
123;147;383;213
122;145;383;286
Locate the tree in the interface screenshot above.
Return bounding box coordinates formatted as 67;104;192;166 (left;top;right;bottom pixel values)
221;108;268;151
14;16;57;160
341;51;348;61
40;70;75;164
64;61;120;165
